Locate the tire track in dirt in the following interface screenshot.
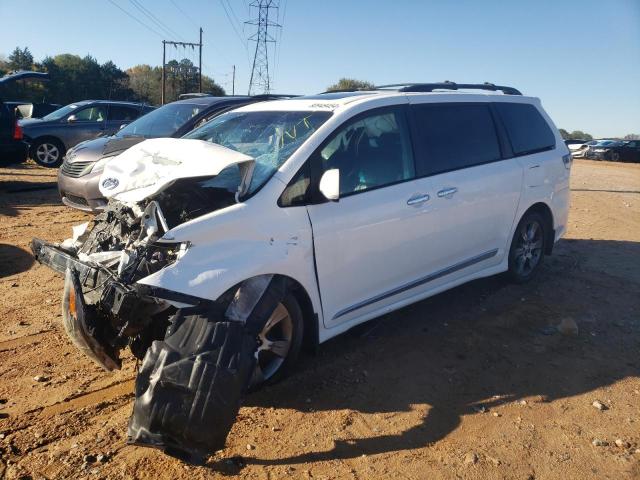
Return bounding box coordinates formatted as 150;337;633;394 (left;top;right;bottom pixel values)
36;378;135;419
0;330;51;352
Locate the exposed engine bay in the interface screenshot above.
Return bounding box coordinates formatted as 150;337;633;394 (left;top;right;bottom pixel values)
32;174;239;370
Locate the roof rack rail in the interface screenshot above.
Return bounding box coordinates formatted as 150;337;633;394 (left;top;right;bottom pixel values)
250;93;300;99
374;81;522;95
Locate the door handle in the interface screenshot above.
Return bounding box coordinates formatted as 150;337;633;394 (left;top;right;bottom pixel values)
437;187;458;198
407;193;430;206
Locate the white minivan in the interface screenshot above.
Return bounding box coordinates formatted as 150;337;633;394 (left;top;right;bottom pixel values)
32;82;571;460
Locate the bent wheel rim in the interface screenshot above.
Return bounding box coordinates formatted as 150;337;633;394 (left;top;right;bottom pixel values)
514;220;543;277
35;143;60;164
253;302;293;383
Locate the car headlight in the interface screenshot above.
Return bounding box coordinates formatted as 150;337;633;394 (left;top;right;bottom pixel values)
91;155;118;173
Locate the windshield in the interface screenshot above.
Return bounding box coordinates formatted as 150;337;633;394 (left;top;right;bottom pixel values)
185;110;332;194
42;103;82;121
118;102;203;138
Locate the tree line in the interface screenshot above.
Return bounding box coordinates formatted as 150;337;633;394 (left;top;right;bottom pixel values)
0;46;224;106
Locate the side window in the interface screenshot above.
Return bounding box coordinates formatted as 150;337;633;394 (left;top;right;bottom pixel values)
320;107;415;196
411;103;502;177
108;106;140;121
74;105;107;122
494;102;555;156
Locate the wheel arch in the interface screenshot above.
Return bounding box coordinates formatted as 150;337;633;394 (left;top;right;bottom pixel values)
215;273;320;352
519;202;555;254
30;135;66;154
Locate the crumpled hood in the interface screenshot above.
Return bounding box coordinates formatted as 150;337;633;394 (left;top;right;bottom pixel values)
99;138;254;203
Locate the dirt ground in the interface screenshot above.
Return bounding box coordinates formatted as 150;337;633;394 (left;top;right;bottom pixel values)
0;159;638;480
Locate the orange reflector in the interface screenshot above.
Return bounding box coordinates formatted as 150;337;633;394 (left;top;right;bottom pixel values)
68;285;77;318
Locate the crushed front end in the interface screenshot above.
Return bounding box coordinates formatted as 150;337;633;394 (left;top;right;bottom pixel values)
30;139;289;462
31;199;196;370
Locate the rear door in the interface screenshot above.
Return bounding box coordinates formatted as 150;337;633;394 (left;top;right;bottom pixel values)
106;105;142;135
408;101;523;276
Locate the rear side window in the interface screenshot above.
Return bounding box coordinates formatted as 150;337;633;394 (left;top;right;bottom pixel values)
108;105;140;121
495;103;555;156
411;103;502;176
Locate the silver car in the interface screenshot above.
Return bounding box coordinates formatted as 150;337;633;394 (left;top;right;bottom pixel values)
20;100;154;167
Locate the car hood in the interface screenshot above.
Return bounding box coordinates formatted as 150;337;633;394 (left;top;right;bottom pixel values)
567;144;585;150
99;138;255;203
66;136;147;164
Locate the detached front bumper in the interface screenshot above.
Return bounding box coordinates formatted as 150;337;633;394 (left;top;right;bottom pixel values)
30;238;210;370
31;238;121;370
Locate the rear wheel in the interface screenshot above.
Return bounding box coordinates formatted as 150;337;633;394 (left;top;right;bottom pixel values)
32;138;65;167
507;212;546;283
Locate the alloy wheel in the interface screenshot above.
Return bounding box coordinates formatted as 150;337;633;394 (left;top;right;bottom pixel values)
253;302;293;384
35;143;60;165
513;220;543;277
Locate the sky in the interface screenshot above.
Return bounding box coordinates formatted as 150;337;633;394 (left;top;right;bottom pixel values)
0;0;639;137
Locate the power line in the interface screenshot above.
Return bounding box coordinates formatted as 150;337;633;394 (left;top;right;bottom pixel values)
169;0;199;28
224;0;244;28
273;0;287;85
128;0;186;41
106;0;164;38
219;0;249;51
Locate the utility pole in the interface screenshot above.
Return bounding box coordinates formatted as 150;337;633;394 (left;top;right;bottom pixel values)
246;1;280;95
232;65;236;95
160;29;203;105
199;27;203;93
161;40;166;105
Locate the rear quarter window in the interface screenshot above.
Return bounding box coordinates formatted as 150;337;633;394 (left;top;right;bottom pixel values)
495;103;556;156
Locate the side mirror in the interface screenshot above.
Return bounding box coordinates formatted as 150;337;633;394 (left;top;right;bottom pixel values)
119;123;127;130
67;114;77;123
319;169;340;202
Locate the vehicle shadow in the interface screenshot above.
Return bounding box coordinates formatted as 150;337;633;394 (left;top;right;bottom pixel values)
0;184;61;217
215;238;639;470
0;243;35;277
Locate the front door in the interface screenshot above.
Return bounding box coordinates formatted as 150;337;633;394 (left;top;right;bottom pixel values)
66;104;108;146
306;105;433;327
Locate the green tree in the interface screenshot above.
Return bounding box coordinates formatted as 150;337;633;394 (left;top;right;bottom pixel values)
569;130;593;141
326;78;375;92
561;129;593;141
623;133;639;140
8;47;34;71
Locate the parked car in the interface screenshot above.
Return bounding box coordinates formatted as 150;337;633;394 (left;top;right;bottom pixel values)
569;139;597;158
0;71;49;165
58;95;290;212
32;82;570;460
591;139;640;162
21;100;155;167
586;139;623;160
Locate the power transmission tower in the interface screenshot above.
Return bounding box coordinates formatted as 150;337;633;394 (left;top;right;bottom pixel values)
246;1;280;95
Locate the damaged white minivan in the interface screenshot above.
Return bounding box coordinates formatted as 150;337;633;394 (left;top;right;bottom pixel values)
32;82;571;462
